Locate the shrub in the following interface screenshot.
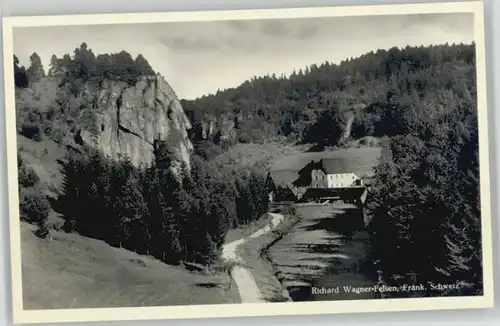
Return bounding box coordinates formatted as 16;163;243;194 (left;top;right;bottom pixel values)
35;215;50;239
50;123;68;143
194;141;223;161
20;122;43;141
281;205;296;216
237;132;251;144
18;164;40;188
20;189;50;225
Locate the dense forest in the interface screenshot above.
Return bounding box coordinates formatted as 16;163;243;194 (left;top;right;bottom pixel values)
182;43;475;149
52;143;269;266
15;41;482;296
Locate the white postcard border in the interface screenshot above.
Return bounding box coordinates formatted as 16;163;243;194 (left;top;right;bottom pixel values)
2;1;493;324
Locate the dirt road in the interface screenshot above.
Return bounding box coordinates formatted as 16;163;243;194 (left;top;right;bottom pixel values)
222;213;284;303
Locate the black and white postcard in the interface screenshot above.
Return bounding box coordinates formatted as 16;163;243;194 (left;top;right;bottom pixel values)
2;1;494;324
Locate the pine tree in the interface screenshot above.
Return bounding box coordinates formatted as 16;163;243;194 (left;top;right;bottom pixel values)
235;177;255;225
197;232;219;266
115;176;148;251
48;54;60;76
72;42;97;79
26;52;46;82
160;196;182;264
60;54;73;72
134;54;155;76
173;185;195;261
14;54;29;88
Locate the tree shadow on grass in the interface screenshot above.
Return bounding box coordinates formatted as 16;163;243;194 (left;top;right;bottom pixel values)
289;236;375;278
194;282;220;289
303;207;365;235
291;242;344;255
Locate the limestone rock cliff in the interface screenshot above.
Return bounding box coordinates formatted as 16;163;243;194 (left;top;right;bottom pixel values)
199;113;237;144
79;74;193;172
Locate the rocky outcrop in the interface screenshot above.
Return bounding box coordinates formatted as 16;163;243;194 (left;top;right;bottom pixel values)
199;114;237;144
79;74;193;173
338;111;355;145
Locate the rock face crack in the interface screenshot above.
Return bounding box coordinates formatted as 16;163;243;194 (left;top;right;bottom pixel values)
118;124;153;146
115;88;154;147
116;93;123;146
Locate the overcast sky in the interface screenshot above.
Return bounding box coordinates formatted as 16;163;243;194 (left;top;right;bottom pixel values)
13;13;473;100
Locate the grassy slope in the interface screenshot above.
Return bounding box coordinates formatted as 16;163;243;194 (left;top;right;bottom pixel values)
212;142;308;172
18;135;66;199
21;222;240;310
18;135;67;229
270;146;382;177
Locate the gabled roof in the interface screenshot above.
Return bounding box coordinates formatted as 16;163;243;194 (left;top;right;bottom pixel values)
299;158;355;176
267;170;299;188
322;158;357;175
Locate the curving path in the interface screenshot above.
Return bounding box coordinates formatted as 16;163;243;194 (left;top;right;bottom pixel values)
222;213;284;303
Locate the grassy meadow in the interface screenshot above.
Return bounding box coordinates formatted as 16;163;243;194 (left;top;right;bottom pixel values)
211;142;309;172
21;222;240;310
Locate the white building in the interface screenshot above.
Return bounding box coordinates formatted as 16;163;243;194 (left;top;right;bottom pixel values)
326;172;359;188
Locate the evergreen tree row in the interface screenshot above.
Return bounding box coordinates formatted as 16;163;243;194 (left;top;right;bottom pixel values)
55;141;269;266
14;42;155;89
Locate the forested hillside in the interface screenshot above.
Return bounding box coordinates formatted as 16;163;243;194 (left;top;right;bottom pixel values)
182;43;475;149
